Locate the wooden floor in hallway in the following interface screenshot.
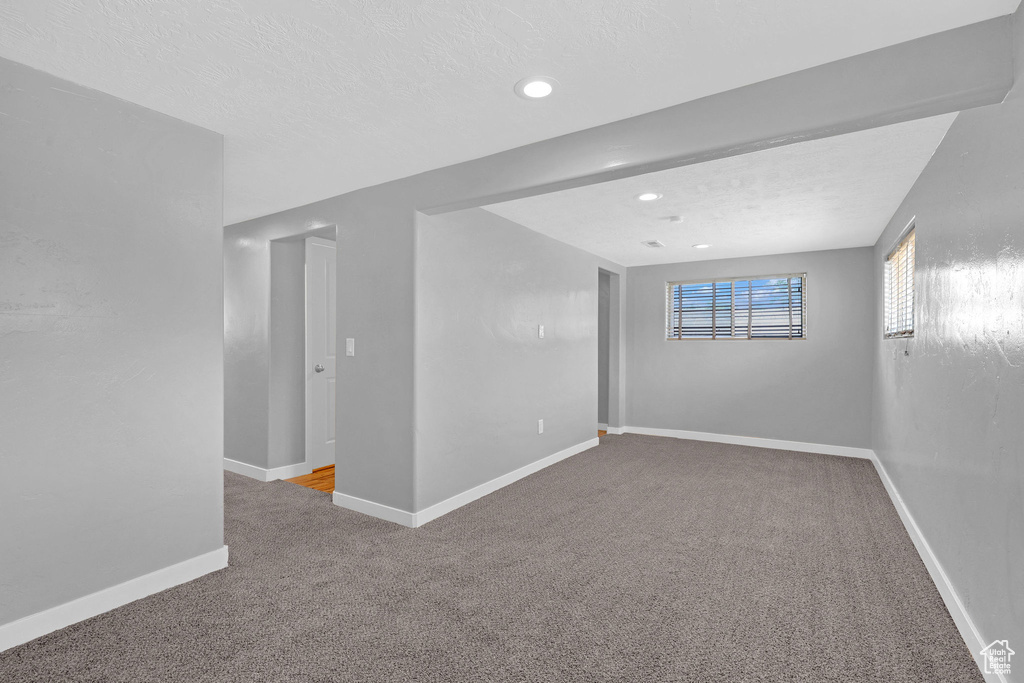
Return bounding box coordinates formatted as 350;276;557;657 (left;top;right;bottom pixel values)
287;465;334;493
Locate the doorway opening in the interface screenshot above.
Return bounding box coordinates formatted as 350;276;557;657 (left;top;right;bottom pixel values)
598;270;611;437
287;235;337;492
256;228;338;493
597;268;621;437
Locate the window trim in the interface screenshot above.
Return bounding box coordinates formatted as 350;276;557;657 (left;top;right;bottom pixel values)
665;272;808;341
883;220;916;340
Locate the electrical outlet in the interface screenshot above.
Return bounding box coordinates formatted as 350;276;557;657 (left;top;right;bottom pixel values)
538;324;545;339
538;419;544;434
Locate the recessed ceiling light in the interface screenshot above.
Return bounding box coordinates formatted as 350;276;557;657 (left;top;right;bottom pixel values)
514;77;556;99
636;192;662;201
641;240;665;248
692;244;711;249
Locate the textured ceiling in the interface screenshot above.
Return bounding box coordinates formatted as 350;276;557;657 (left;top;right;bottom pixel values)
0;1;1018;225
484;115;957;266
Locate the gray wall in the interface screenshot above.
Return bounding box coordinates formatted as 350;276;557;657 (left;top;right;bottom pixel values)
224;224;271;469
626;248;874;448
414;209;605;510
598;271;611;425
606;270;626;430
268;240;306;469
0;58;224;624
871;6;1024;651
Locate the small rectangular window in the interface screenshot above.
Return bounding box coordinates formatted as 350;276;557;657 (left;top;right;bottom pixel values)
666;274;806;340
884;226;915;338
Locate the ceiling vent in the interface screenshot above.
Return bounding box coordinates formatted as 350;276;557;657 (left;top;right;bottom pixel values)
642;240;665;248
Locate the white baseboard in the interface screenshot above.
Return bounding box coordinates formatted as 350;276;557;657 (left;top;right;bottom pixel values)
871;456;1002;683
223;457;312;482
332;491;417;527
333;437;600;528
622;426;874;460
267;461;313;480
597;423;608;431
0;545;229;654
414;437;600;526
605;426;625;435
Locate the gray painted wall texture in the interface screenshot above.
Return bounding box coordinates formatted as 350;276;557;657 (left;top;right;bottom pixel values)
605;269;626;430
414;209;602;510
0;58;224;624
268;240;306;469
598;271;611;425
871;8;1024;650
626;248;874;448
224;225;272;470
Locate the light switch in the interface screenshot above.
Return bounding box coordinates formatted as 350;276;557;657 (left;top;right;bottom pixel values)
346;338;355;356
538;419;544;434
538;324;545;339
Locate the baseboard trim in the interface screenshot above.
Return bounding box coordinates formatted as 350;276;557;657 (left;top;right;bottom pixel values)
605;426;625;435
223;458;312;482
622;426;874;460
0;545;229;654
597;423;608;431
267;462;313;480
414;437;600;527
871;456;1002;683
332;491;416;527
333;437;601;528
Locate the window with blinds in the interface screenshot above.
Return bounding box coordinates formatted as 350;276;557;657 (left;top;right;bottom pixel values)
884;227;915;338
666;274;806;340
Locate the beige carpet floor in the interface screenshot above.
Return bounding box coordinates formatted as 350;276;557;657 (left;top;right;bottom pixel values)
0;434;983;682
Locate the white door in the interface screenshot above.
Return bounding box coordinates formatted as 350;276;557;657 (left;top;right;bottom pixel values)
305;237;337;471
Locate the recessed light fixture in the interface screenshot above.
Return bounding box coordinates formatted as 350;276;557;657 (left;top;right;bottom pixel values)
642;240;665;248
514;76;556;99
636;192;662;201
692;243;711;249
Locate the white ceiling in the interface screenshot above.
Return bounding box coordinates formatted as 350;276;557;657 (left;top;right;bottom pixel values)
0;1;1017;225
484;114;957;266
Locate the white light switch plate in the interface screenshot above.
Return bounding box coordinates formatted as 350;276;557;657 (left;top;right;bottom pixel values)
538;419;544;434
346;338;355;356
538;324;544;339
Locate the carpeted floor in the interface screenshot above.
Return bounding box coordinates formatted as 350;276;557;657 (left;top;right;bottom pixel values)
0;434;983;682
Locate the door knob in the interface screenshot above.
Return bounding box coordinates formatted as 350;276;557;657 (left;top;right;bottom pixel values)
314;364;325;373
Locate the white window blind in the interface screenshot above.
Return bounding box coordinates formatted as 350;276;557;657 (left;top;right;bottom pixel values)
666;274;806;340
884;227;915;338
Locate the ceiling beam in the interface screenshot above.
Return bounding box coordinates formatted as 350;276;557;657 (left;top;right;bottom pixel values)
416;16;1014;215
